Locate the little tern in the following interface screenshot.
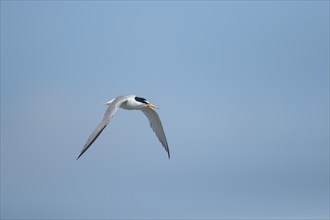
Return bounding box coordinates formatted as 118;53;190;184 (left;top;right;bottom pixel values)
77;95;170;159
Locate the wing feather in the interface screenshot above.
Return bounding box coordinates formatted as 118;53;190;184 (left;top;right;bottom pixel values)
77;97;127;159
141;107;170;159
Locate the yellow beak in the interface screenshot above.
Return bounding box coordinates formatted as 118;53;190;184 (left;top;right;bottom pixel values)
146;103;158;109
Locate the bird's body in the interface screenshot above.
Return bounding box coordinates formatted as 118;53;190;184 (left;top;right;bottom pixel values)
77;95;170;159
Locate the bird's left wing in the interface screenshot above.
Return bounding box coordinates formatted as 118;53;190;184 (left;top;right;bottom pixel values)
77;97;128;160
141;107;170;159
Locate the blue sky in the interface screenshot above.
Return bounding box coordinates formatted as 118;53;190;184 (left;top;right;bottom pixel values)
1;1;329;219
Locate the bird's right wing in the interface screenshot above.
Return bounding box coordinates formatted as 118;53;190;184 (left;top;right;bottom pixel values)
77;97;127;160
141;107;170;159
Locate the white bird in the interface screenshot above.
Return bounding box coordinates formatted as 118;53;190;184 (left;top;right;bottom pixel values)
77;95;170;159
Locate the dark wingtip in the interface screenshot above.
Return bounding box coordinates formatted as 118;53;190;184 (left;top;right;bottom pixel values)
76;151;84;160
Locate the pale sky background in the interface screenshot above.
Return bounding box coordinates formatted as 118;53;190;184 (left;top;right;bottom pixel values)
1;1;329;219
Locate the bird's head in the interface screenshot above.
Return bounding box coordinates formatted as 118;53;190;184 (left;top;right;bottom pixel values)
135;96;158;109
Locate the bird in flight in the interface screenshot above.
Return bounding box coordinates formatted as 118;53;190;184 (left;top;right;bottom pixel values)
77;95;170;160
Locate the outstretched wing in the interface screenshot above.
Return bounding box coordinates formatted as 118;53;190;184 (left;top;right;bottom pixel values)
77;97;128;159
141;107;170;159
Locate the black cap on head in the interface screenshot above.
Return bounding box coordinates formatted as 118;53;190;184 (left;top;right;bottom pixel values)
135;96;149;104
